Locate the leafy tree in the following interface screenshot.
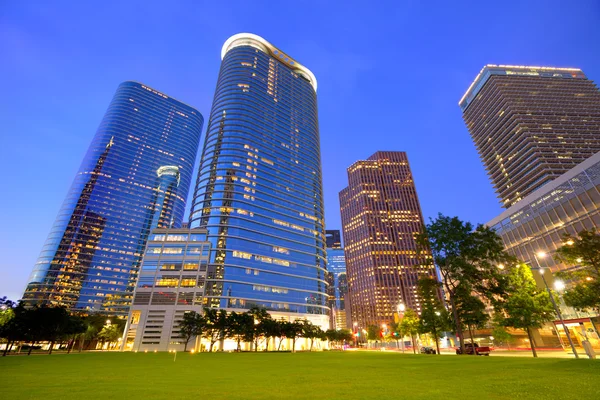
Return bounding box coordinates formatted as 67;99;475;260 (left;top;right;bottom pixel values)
400;309;420;354
281;320;303;352
300;320;323;351
228;312;253;352
366;325;380;347
555;230;600;314
245;307;270;351
417;278;452;354
203;308;229;352
178;311;205;352
502;264;555;357
491;314;514;350
35;306;72;354
417;214;511;353
455;284;489;354
259;318;281;351
387;322;405;351
97;324;122;350
64;315;86;353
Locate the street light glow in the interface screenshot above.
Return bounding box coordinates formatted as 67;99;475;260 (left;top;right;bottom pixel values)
536;251;547;258
497;264;504;270
566;240;574;246
577;258;583;263
539;268;545;275
398;303;405;312
554;280;566;291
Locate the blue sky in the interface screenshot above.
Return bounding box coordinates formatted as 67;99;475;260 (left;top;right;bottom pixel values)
1;0;599;301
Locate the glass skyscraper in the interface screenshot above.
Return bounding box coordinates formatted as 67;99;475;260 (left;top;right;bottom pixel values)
23;81;204;315
189;33;328;327
325;230;348;330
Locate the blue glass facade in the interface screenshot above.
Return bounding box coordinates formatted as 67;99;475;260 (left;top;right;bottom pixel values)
189;34;328;317
23;81;203;314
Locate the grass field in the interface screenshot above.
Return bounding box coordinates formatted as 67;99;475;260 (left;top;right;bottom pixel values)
1;351;598;399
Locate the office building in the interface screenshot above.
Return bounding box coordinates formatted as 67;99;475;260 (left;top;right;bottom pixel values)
23;82;204;314
122;228;211;352
460;65;600;208
488;151;600;350
339;151;435;328
188;33;329;329
325;230;348;330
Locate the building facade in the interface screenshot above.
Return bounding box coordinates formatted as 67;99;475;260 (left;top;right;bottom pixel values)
487;151;600;351
339;151;435;329
23;82;203;314
122;228;211;352
460;65;600;208
325;230;348;330
188;33;329;329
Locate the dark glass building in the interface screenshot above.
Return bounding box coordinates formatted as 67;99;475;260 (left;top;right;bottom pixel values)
460;65;600;208
23;82;203;314
325;230;347;330
189;33;329;328
339;152;435;328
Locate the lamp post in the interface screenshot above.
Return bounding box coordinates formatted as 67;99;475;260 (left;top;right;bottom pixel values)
534;252;579;359
397;303;406;354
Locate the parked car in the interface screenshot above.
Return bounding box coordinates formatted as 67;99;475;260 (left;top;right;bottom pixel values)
456;342;491;356
420;346;436;354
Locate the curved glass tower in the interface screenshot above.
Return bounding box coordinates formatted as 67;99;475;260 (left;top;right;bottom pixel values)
189;34;328;326
23;81;203;314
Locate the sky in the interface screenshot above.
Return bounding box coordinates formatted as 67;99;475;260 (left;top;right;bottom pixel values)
1;0;599;301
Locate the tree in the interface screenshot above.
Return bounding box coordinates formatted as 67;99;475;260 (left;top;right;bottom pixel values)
387;322;405;352
417;278;452;354
400;309;420;354
281;320;303;352
417;214;511;353
64;315;86;353
366;325;380;348
246;307;270;351
203;308;229;352
97;324;121;350
228;312;253;352
454;284;489;355
34;306;72;354
300;320;323;351
178;311;205;352
491;314;514;350
502;264;555;357
259;318;281;351
555;230;600;314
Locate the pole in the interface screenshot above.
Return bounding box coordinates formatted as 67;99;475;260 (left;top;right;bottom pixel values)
535;261;579;359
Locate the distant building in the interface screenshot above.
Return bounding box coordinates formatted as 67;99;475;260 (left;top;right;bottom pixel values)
188;33;329;330
23;82;203;314
325;230;347;330
339;151;435;329
122;228;211;352
460;65;600;208
326;230;341;249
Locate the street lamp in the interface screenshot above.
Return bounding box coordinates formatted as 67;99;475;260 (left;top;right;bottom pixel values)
398;303;406;312
534;253;579;359
554;280;566;291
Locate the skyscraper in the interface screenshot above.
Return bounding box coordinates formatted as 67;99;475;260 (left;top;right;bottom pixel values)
339;151;434;328
460;65;600;208
189;34;329;328
325;230;348;330
23;81;204;314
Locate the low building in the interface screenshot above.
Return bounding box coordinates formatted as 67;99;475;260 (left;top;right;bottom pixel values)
121;228;211;352
487;151;600;350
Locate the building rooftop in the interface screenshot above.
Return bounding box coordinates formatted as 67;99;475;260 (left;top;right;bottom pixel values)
459;64;585;111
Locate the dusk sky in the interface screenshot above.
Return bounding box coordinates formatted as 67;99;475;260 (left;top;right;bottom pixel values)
1;0;599;301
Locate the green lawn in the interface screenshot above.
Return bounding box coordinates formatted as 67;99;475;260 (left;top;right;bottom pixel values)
1;351;598;399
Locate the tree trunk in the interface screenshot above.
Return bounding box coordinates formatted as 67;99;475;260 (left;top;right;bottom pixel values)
237;337;241;352
28;341;35;355
48;340;55;355
209;340;215;352
411;336;416;354
184;339;189;352
526;327;538;358
278;337;284;351
79;338;84;353
2;339;13;356
310;338;314;351
448;293;465;354
434;332;440;355
292;338;297;353
468;325;477;355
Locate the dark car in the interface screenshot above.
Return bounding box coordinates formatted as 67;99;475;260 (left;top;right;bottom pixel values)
420;346;436;354
456;342;491;356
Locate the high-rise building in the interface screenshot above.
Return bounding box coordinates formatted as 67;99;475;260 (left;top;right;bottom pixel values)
23;82;204;314
460;65;600;208
339;151;435;328
188;33;329;329
325;230;347;330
